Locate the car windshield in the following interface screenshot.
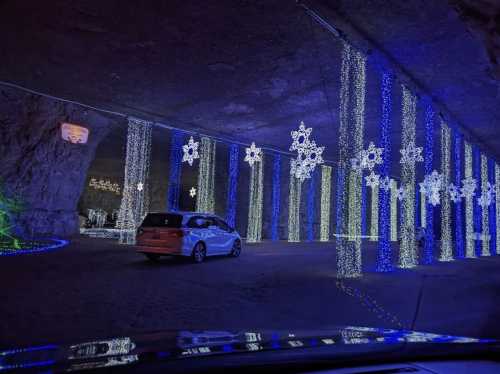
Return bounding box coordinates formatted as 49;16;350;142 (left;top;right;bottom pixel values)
2;1;500;373
141;213;183;228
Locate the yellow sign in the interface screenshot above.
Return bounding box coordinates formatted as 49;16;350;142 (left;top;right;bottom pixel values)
61;122;89;144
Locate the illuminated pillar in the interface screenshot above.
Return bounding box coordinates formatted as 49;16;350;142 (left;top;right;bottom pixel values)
480;154;490;256
270;154;281;241
320;165;332;242
226;144;239;228
464;142;475;258
196;137;216;213
247;155;264;243
288;169;301;242
390;179;398;242
439;122;453;261
369;185;379;241
166;130;183;211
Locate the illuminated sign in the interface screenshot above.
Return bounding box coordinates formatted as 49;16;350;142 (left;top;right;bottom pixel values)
61;122;89;144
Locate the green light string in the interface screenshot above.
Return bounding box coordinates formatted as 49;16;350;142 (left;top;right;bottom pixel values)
247;155;264;243
439;122;453;261
320;165;332;242
196;137;216;213
464;142;475;258
480;154;490;256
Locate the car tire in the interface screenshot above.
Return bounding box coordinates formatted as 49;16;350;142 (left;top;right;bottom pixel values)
230;240;241;257
145;253;160;262
192;242;206;263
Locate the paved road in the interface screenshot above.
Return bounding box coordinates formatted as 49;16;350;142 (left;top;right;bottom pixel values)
1;237;499;348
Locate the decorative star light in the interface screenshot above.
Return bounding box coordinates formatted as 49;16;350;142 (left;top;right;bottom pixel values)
245;142;262;167
420;171;443;206
289;121;312;152
478;193;492;208
460;176;477;198
137;182;144;191
448;183;462;203
359;141;384;171
189;187;196;198
290;157;311;182
396;186;406;201
182;136;200;166
399;141;423;165
428;190;441;207
379;176;392;191
365;171;380;188
486;182;495;198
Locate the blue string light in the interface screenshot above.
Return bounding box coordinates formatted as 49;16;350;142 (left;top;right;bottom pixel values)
376;71;393;272
306;168;317;241
226;144;239;228
271;154;281;241
454;130;465;258
166;130;183;211
422;101;435;264
488;158;496;255
0;238;69;256
473;146;482;257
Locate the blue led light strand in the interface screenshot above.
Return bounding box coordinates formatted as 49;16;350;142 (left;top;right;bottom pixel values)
422;102;435;264
376;71;393;272
226;144;239;228
453;130;464;258
306;168;317;241
488;158;496;255
166;130;184;211
0;238;69;256
271;154;281;241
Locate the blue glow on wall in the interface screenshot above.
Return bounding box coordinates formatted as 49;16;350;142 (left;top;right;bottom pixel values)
226;144;239;228
488;158;496;255
473;146;482;257
271;154;281;241
306;168;317;241
376;71;393;272
166;130;183;211
423;102;435;264
454;130;464;258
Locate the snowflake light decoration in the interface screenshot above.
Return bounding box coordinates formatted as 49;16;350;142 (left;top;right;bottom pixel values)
182;136;200;166
359;142;383;171
290;121;312;152
137;182;144;191
189;187;196;198
420;171;444;207
396;186;406;201
448;183;461;203
400;141;423;165
428;190;441;207
290;158;311;182
245;142;262;167
365;171;380;189
379;176;392;191
478;193;492;208
486;182;495;198
460;176;477;198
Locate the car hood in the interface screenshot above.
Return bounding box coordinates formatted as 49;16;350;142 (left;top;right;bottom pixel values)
1;326;498;372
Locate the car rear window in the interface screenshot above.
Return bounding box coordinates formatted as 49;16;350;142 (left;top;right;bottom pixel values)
141;213;183;228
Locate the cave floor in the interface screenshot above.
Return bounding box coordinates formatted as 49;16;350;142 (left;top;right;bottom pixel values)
1;236;499;348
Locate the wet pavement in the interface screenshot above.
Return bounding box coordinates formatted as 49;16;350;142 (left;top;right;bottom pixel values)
1;236;499;348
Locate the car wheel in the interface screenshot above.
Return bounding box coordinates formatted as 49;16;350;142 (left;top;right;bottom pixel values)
145;253;160;262
230;240;241;257
192;242;206;263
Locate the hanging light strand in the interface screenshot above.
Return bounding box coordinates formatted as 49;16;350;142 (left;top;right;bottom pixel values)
453;130;465;258
226;144;240;228
288;169;302;242
422;102;435;264
271;154;281;241
496;163;500;255
166;130;184;211
480;154;490;256
488;158;496;255
306;168;317;241
320;165;332;241
247;155;264;242
439;122;453;261
196;137;216;213
473;146;482;257
464;142;475;258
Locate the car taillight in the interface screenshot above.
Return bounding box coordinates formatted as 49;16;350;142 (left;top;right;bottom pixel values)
170;229;184;238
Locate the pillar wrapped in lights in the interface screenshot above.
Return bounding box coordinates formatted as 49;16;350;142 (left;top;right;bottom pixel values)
271;154;281;241
306;169;317;241
288;170;302;242
473;146;482;257
496;163;500;255
453;130;464;258
439;122;453;261
376;71;393;271
422;102;435;264
390;179;398;242
226;144;239;228
369;185;379;241
247;155;264;243
464;142;475;258
361;181;367;236
336;43;365;278
420;191;426;228
116;118;153;244
488;158;496;255
480;154;490;256
196;137;216;213
166;130;183;211
399;86;418;268
320;165;332;241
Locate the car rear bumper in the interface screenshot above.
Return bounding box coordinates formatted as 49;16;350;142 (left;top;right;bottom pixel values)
136;246;184;256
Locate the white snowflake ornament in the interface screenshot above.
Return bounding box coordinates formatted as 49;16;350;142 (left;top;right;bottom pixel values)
478;193;492;208
460;177;477;198
182;136;200;166
396;186;406;201
400;141;423;165
365;171;380;189
359;142;384;171
245;142;262;167
379;176;392;191
448;183;461;203
290;121;312;152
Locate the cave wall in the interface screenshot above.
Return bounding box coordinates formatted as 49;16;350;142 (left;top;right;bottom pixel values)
0;86;116;237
